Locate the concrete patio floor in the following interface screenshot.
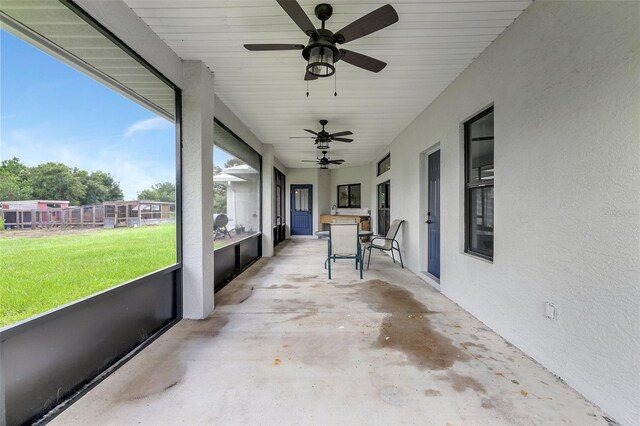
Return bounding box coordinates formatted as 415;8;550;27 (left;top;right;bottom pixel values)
53;239;611;425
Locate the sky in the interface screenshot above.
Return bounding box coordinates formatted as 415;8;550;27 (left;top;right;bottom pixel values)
0;29;232;200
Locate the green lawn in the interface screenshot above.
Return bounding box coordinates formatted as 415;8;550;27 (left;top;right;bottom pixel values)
0;224;176;327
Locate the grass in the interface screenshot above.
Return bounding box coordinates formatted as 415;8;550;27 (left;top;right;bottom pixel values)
0;224;176;327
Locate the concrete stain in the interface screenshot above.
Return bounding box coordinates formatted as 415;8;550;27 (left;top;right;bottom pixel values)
274;357;281;366
272;298;319;313
185;315;230;338
216;284;253;306
481;399;495;409
286;274;320;282
286;312;317;322
344;280;468;370
239;264;274;279
520;390;529;397
379;386;408;406
116;346;186;401
269;298;322;323
263;284;300;289
461;341;488;351
424;389;442;397
440;371;486;394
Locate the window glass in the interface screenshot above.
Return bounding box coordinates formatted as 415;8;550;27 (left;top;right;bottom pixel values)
350;185;361;207
213;122;261;249
338;186;350;207
377;180;390;236
337;184;361;208
378;154;391;176
468;187;494;256
464;107;494;259
0;29;176;327
294;188;310;211
467;112;494;184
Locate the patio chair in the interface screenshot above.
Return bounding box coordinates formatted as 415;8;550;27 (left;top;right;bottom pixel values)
327;223;363;280
213;214;232;240
364;219;405;269
332;217;358;224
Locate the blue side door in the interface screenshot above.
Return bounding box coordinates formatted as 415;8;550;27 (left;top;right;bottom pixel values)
427;151;440;278
291;184;313;235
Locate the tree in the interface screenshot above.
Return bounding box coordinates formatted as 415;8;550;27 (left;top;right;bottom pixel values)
0;158;123;205
138;182;175;202
213;165;227;213
77;170;123;205
28;162;85;205
0;158;32;200
223;158;244;168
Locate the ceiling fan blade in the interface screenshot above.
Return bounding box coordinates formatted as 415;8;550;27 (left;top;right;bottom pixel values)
329;160;345;164
289;136;315;139
334;4;399;44
332;137;353;143
244;44;305;51
304;70;318;81
339;49;386;73
304;129;319;136
276;0;318;37
329;131;353;137
301;160;319;163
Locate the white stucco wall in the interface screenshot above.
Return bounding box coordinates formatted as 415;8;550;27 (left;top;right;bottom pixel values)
329;164;372;213
384;2;639;424
318;169;332;220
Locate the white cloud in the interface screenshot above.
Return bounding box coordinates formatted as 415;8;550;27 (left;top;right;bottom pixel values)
124;117;172;138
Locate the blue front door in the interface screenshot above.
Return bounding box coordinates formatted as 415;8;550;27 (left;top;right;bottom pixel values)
291;184;313;235
427;151;440;278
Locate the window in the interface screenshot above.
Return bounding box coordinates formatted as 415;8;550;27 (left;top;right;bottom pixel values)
337;184;361;208
377;180;390;236
273;168;286;246
464;106;494;259
212;120;262;289
0;22;177;326
213;120;261;250
377;154;391;176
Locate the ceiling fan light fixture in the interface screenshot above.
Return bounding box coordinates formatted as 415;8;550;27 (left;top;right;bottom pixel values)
316;140;330;150
306;45;335;77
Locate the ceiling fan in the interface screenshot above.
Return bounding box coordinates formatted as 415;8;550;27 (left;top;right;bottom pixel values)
302;150;345;169
290;119;353;149
244;1;399;80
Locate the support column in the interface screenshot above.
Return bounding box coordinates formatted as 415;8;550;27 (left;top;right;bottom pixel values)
261;144;275;257
181;61;215;319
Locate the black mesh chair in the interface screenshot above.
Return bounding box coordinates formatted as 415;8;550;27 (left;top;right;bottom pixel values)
214;214;232;240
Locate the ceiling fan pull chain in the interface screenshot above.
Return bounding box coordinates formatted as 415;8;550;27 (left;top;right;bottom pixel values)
334;70;337;97
306;80;309;97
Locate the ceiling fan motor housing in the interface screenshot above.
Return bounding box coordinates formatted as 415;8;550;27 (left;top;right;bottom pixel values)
314;4;333;21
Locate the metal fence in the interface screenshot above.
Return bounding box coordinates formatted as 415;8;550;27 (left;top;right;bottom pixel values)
1;205;105;229
1;201;176;230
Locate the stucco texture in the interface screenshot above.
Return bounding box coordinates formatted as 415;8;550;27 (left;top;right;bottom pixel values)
385;1;639;424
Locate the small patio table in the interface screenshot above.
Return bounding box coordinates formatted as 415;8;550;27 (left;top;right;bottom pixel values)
315;230;373;239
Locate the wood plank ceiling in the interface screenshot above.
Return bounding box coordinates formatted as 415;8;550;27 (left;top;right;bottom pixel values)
123;0;532;168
